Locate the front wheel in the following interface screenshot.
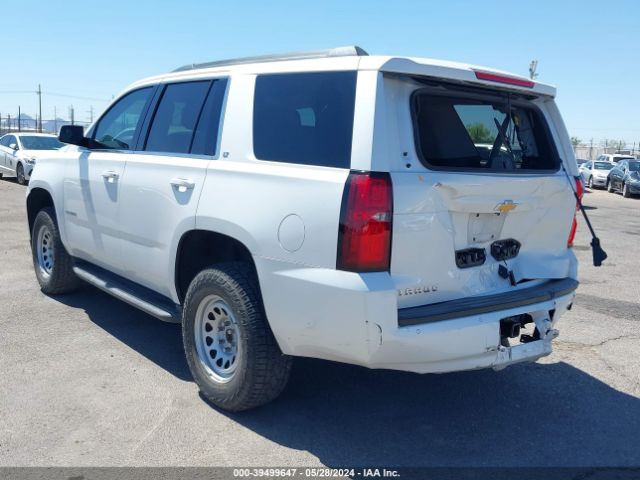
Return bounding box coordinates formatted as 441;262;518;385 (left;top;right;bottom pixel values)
16;163;26;185
182;263;292;411
607;179;614;193
623;182;631;198
588;176;594;188
31;207;80;294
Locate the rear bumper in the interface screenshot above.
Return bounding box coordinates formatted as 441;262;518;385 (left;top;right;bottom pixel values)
256;257;578;374
590;176;607;187
398;278;578;327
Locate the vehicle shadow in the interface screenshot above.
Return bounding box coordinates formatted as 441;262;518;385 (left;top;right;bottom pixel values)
52;285;640;467
217;358;640;468
53;284;190;381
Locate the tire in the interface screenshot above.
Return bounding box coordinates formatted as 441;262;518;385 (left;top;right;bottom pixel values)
623;182;631;198
182;263;292;411
31;207;80;294
16;163;26;185
607;179;614;193
588;176;593;189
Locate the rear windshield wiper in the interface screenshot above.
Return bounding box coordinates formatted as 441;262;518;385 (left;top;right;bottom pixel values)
488;97;517;168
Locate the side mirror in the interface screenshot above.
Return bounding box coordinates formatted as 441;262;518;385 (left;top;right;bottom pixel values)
59;125;88;147
9;143;18;151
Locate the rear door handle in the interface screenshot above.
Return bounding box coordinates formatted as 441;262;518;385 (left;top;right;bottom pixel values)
101;170;119;183
170;178;195;192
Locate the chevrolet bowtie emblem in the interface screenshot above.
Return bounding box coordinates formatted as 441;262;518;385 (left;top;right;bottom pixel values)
495;200;518;214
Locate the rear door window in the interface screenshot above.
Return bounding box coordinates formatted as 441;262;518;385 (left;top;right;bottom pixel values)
190;79;228;156
253;71;357;169
412;87;559;171
144;81;211;154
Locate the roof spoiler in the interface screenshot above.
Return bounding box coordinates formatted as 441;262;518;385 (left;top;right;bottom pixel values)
173;45;369;72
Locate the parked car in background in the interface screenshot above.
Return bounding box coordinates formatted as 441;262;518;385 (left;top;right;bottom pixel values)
597;153;635;164
0;133;65;185
579;160;614;189
606;159;640;197
576;158;588;167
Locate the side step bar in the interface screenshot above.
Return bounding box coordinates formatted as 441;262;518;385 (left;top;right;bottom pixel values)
72;263;181;323
398;277;579;327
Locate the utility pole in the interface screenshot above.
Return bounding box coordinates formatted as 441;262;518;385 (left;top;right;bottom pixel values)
7;114;11;133
18;106;21;132
69;105;75;125
589;138;594;160
36;84;43;132
87;105;94;124
529;60;539;80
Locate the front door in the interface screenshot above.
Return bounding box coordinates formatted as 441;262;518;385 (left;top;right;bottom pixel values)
62;87;155;274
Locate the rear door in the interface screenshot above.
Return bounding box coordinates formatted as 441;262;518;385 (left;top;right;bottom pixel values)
4;135;18;173
383;77;577;309
0;135;10;172
117;78;228;299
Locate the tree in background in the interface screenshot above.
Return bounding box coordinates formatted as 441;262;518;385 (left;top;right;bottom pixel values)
571;137;581;149
466;123;494;144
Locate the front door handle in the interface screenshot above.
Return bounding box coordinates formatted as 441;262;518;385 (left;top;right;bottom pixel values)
101;170;119;183
170;178;195;192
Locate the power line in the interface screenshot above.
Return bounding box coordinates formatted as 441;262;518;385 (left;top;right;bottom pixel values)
0;90;110;102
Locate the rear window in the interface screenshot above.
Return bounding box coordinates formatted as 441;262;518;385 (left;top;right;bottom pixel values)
594;162;613;170
412;87;559;171
253;71;357;169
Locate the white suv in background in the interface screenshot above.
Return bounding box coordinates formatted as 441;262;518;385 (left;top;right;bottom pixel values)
26;47;581;411
597;154;635;164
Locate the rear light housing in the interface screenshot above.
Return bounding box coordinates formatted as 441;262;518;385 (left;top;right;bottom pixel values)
567;176;584;247
337;171;393;272
473;70;535;88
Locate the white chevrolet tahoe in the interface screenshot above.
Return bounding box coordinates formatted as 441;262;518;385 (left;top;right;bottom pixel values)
26;46;582;411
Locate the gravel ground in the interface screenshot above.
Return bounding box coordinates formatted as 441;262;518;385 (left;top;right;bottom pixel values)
0;177;638;468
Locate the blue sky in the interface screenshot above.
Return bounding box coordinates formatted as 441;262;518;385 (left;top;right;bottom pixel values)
2;0;638;145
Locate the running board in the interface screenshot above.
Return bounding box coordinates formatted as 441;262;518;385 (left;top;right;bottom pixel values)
72;263;181;323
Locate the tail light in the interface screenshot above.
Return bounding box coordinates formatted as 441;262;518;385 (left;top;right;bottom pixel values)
567;176;583;247
337;171;393;272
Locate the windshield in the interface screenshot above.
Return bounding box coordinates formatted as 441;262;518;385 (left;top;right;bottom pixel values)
629;161;640;172
19;136;65;150
594;162;613;170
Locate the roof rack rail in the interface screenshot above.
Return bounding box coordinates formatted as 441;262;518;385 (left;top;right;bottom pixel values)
172;45;368;72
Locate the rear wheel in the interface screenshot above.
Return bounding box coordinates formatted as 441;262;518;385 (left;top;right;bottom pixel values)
623;182;631;198
16;163;26;185
182;263;292;411
31;207;80;294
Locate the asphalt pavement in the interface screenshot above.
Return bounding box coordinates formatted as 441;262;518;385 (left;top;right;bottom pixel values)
0;177;638;468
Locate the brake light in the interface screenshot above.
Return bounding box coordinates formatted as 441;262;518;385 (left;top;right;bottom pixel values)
567;177;583;247
337;172;393;272
473;70;535;88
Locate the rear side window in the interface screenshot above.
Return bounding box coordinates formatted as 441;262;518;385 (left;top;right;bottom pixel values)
145;81;211;154
253;71;357;168
412;87;558;171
